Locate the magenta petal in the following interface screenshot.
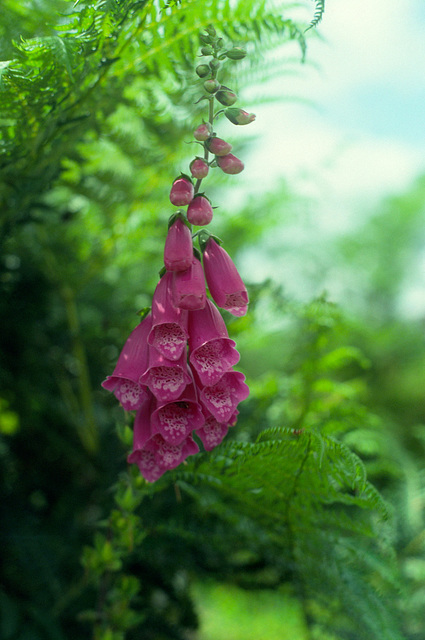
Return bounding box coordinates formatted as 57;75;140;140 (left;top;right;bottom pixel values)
148;272;188;361
101;314;151;410
127;395;153;455
196;414;229;451
203;239;248;317
145;434;199;471
189;300;240;386
139;347;191;403
151;383;205;445
129;449;165;482
172;258;207;311
198;371;249;423
164;218;193;272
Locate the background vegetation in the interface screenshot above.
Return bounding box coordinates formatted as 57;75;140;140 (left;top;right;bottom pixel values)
1;1;424;639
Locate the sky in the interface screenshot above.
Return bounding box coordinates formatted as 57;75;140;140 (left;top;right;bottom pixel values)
234;0;425;316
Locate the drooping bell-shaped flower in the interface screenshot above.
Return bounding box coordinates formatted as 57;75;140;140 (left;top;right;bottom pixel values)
216;153;244;174
148;271;188;361
151;382;205;445
139;346;191;403
128;448;165;483
197;370;249;423
188;299;240;386
196;409;239;451
101;314;151;410
202;238;248;317
164;217;193;272
169;176;194;206
172;257;206;311
144;433;199;471
128;393;154;451
187;195;213;226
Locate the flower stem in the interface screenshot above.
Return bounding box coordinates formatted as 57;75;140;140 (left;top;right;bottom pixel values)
194;96;214;195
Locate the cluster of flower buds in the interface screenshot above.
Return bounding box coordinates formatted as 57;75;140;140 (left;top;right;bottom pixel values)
102;26;254;481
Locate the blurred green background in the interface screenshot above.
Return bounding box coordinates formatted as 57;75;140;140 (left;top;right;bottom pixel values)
1;1;425;639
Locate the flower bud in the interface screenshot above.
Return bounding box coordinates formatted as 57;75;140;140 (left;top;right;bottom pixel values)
164;217;193;271
209;59;221;70
190;157;209;179
205;24;216;37
205;136;232;156
201;45;214;56
216;153;244;175
203;79;220;94
187;195;213;226
200;33;213;45
169;176;194;206
224;107;256;125
225;47;247;60
194;122;213;141
215;87;238;106
196;64;210;78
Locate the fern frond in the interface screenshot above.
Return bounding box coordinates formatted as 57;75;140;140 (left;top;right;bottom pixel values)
306;0;325;31
171;428;402;638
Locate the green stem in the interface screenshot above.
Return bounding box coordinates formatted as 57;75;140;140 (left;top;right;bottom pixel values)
194;95;215;195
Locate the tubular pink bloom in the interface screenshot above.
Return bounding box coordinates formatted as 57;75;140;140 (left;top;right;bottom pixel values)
190;157;209;179
206;137;232;156
128;448;165;483
198;370;249;423
139;347;191;403
128;394;154;452
101;314;151;410
187;195;213;226
164;218;193;272
203;239;249;317
188;299;240;386
216;153;244;175
145;433;199;471
172;257;206;311
197;415;229;451
196;409;238;451
151;383;205;445
169;177;194;206
148;272;188;361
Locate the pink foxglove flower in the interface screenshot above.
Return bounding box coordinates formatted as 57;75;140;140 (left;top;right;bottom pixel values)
196;409;239;451
101;314;151;410
164;218;193;272
151;383;205;445
139;347;191;403
144;433;199;471
216;153;244;174
169;176;194;206
128;448;165;483
188;299;240;386
203;239;248;317
148;272;188;361
197;370;249;423
187;195;213;226
172;257;206;310
205;137;232;156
